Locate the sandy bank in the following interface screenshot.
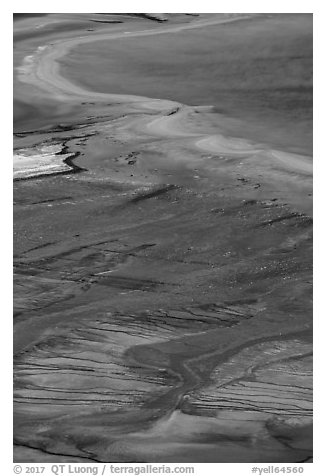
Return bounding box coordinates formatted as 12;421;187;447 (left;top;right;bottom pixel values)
13;13;312;463
14;144;74;180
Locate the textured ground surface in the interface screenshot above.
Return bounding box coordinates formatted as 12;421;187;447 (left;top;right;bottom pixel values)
13;13;312;463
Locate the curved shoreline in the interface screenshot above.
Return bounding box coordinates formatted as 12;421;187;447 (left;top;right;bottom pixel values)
14;15;313;463
16;14;312;178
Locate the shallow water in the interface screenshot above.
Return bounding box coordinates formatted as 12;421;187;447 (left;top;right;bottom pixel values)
60;14;312;155
13;13;313;463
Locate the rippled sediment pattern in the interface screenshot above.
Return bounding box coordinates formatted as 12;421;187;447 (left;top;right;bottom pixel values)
14;13;312;463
